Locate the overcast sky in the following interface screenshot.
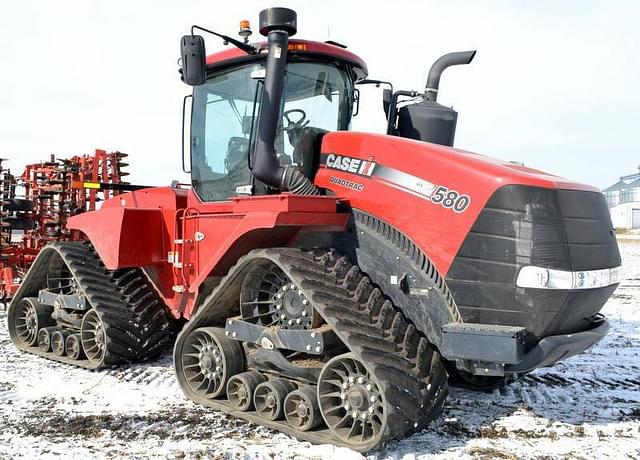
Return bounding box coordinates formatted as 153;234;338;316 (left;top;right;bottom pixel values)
1;0;638;189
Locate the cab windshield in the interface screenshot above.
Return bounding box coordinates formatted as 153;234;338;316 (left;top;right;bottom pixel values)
191;61;353;201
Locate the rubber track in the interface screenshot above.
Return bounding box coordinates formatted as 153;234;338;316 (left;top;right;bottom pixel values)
175;248;448;451
352;210;462;323
8;242;171;369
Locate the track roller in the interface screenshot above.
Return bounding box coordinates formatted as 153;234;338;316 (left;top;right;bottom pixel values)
227;371;266;412
254;379;296;421
37;326;58;353
284;387;322;431
9;298;54;347
65;333;85;360
51;330;70;356
179;327;245;399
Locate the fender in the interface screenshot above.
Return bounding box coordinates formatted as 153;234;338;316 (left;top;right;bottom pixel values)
67;186;186;270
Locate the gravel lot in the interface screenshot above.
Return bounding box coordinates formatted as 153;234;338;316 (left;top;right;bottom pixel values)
0;242;638;459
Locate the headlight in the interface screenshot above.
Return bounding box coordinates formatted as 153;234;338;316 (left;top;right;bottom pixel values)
516;265;621;290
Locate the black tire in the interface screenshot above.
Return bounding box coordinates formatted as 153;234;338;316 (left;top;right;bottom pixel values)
2;198;33;212
3;217;35;230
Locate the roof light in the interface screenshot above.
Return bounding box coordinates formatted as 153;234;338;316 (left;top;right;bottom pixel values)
516;265;622;290
239;20;252;43
288;43;307;51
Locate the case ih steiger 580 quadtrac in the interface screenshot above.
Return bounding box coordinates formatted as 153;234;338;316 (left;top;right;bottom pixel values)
8;8;621;451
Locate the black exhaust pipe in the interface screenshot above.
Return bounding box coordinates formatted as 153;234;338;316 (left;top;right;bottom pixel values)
424;50;476;101
252;7;320;195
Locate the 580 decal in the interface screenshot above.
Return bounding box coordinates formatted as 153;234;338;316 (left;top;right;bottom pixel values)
321;152;472;213
430;186;470;213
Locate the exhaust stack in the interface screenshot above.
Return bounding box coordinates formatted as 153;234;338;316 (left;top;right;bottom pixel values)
424;50;476;102
251;7;320;195
394;50;476;147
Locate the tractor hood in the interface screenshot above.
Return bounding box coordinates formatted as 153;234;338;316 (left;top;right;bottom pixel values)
314;131;608;276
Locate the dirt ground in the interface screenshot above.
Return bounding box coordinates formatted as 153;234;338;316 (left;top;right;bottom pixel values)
0;242;638;459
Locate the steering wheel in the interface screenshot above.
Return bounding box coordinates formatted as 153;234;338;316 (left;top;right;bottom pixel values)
283;109;310;132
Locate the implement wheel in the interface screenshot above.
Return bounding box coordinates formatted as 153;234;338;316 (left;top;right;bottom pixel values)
9;298;54;347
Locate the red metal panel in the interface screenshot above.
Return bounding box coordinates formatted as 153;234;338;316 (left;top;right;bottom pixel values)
67;207;164;269
315;131;599;276
69;187;348;320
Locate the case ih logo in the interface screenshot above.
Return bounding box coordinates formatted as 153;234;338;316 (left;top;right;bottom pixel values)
325;154;377;177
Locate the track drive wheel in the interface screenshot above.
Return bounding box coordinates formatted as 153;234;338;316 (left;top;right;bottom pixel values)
318;353;387;450
9;298;54;347
179;327;244;399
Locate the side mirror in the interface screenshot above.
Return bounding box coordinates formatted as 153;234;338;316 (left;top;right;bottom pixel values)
382;88;392;119
180;35;206;86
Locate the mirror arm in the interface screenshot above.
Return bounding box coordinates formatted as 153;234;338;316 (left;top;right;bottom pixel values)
191;25;258;55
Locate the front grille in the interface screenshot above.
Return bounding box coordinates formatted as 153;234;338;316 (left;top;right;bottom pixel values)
445;185;620;338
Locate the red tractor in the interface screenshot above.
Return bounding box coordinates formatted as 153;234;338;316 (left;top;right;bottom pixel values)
8;8;620;451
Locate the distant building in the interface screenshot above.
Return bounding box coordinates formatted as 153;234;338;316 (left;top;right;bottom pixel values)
603;167;640;229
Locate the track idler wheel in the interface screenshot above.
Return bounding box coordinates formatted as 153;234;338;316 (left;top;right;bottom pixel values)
81;310;106;365
180;327;244;399
227;371;266;412
254;379;296;421
37;327;58;352
318;353;387;450
285;387;322;431
10;298;54;347
51;330;70;356
66;334;85;360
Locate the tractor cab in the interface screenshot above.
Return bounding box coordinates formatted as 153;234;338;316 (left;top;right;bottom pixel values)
181;13;368;202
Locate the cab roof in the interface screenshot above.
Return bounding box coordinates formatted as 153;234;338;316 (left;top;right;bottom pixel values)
205;39;368;81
